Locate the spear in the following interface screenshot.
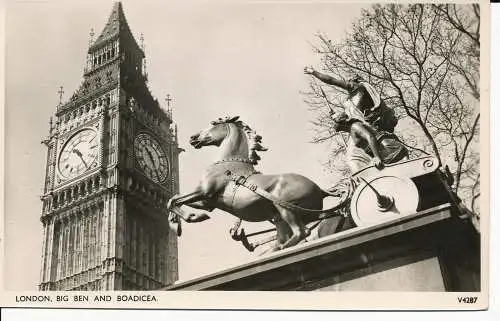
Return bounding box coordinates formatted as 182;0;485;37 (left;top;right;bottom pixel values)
318;85;347;148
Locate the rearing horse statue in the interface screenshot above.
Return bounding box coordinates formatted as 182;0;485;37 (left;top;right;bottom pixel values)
167;116;351;251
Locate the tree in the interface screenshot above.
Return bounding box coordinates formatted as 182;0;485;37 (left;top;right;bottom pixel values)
432;4;480;100
433;3;480;210
304;4;480;212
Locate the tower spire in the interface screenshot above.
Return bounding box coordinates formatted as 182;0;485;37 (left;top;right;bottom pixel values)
89;1;140;53
140;33;148;81
48;117;53;135
57;86;64;105
165;94;173;118
89;28;95;46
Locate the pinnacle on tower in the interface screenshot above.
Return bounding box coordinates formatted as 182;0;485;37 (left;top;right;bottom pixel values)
89;28;95;47
57;86;64;105
165;94;173;118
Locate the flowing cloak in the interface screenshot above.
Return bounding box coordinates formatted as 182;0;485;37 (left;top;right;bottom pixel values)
343;81;398;133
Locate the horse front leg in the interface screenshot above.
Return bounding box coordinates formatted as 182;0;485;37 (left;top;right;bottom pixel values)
168;191;204;208
167;191;211;223
183;200;215;211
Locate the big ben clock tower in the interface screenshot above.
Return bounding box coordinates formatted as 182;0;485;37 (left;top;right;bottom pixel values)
38;2;180;290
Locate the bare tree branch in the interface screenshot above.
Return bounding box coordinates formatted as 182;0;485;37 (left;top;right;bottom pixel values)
303;3;480;214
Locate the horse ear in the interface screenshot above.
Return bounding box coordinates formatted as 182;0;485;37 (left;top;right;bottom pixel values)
228;116;240;122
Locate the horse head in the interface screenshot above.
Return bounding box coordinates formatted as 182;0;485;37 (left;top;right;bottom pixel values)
190;115;268;165
189;116;240;149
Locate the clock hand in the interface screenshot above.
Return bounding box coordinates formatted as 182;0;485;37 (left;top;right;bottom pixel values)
143;149;154;167
155;169;161;182
72;148;89;168
144;147;157;168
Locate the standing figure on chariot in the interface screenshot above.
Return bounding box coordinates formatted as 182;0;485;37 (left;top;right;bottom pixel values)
304;66;407;173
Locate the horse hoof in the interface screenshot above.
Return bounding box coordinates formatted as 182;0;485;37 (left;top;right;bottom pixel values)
258;243;281;255
166;197;177;210
187;213;211;222
230;229;243;241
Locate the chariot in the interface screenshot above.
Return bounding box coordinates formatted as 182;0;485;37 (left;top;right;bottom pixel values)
227;155;465;252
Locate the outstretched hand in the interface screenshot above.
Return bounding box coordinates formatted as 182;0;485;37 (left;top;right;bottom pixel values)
304;66;315;75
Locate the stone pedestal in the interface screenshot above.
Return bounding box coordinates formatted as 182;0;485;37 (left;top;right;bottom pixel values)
165;203;480;291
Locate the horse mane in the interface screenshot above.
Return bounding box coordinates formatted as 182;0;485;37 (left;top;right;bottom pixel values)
211;116;268;164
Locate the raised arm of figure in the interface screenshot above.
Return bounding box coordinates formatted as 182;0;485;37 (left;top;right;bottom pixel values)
304;66;352;91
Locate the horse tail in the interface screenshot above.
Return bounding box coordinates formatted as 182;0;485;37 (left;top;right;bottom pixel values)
313;177;354;220
322;177;355;200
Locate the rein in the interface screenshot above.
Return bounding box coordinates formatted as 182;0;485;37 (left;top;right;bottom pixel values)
224;171;351;217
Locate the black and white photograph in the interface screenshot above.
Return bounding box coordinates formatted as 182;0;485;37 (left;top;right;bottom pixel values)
1;0;488;310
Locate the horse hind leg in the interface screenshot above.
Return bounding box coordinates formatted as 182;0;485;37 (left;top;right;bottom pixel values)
259;217;292;255
275;205;310;250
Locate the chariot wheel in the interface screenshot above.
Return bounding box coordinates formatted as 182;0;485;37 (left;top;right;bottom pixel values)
350;175;419;227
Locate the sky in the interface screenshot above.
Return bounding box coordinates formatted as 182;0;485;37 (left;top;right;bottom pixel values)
3;0;368;290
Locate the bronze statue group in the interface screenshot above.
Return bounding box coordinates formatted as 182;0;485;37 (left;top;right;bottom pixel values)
165;66;448;253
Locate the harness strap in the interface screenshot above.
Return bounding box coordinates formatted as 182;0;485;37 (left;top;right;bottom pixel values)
226;172;349;217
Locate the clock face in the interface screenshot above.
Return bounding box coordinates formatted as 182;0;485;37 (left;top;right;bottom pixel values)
58;129;99;179
134;133;169;184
